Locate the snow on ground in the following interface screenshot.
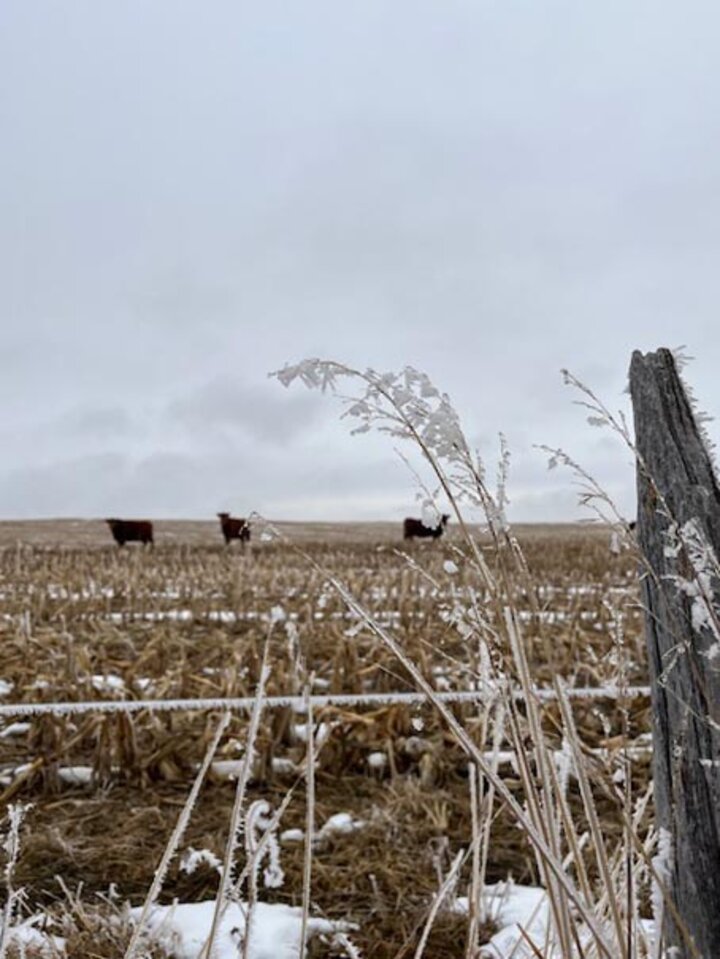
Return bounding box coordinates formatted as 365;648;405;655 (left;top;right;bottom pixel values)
0;721;31;738
57;765;95;786
137;899;355;959
455;881;655;958
2;838;648;953
3;882;656;958
278;811;366;846
471;883;552;958
91;674;126;695
3;915;65;955
2;900;356;959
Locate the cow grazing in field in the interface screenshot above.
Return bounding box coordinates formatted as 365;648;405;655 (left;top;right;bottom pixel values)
403;514;450;540
105;519;154;547
217;512;251;545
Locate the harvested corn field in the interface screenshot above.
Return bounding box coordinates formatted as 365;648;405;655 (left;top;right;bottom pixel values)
0;520;652;958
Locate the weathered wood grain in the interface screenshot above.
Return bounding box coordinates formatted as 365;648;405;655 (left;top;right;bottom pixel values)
629;348;720;959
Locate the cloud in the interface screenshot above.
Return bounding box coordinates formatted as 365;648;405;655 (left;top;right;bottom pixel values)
56;406;136;438
1;1;719;520
0;454;129;518
166;378;325;446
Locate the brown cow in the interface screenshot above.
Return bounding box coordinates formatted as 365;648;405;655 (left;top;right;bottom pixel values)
403;514;449;540
217;512;251;545
106;518;154;547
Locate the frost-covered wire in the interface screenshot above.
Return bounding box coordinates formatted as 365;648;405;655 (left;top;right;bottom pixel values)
0;685;652;720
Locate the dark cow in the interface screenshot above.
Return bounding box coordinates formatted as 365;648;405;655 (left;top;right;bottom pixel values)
105;518;154;547
403;514;450;540
217;512;251;545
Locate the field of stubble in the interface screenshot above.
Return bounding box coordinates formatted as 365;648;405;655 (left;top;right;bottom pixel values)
0;520;650;957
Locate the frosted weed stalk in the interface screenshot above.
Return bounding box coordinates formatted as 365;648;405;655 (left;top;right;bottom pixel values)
124;712;231;959
550;360;720;696
0;804;31;959
273;359;654;958
273;361;510;543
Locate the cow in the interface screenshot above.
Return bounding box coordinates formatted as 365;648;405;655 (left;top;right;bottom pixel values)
105;519;154;547
217;512;251;545
403;514;450;540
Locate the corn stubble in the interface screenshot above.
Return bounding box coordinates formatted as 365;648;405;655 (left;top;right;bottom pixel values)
0;522;652;958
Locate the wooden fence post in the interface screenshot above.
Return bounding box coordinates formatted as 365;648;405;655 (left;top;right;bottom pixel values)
629;348;720;959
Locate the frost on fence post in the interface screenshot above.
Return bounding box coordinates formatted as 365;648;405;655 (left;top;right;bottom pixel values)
629;347;720;959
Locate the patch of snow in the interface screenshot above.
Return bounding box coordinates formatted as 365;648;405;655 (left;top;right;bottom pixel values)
210;760;244;781
292;722;333;746
136;900;355;959
0;915;65;955
469;751;519;772
58;766;94;786
318;812;365;839
367;751;388;770
280;812;365;846
271;757;298;776
90;674;126;695
0;721;31;738
280;828;305;844
455;882;550;957
0;762;33;786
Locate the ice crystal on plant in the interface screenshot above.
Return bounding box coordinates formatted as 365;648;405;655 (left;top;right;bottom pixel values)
0;803;32;957
180;847;222;876
245;800;285;890
272;360;470;469
553;737;574;798
272;358;518;534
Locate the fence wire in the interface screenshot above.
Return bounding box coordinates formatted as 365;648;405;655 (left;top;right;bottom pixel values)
0;685;651;719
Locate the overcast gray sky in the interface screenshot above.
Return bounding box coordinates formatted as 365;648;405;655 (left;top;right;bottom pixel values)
2;1;719;523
